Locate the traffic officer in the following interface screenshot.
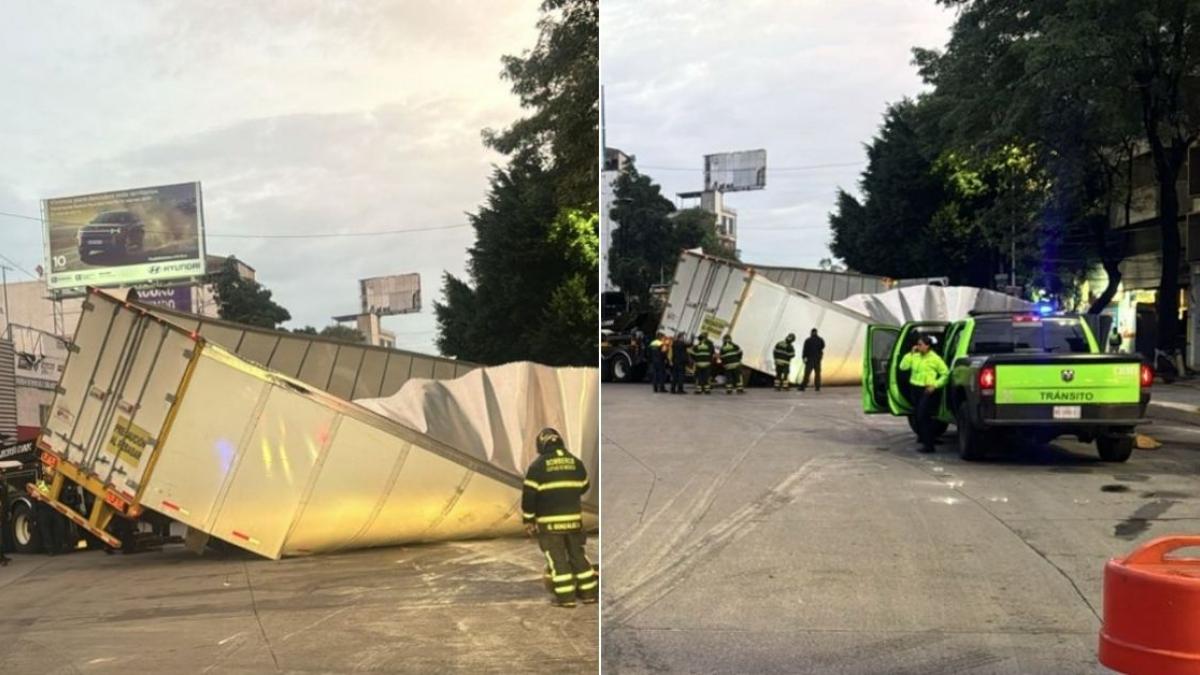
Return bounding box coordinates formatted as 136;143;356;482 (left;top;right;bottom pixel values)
522;428;596;607
35;476;66;556
670;333;689;394
690;333;714;394
719;334;745;394
773;333;797;391
799;328;826;392
898;335;949;453
648;331;668;393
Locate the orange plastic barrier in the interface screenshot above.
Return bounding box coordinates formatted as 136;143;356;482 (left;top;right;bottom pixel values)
1100;536;1200;674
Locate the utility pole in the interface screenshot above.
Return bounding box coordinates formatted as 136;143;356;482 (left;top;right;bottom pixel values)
1;265;9;338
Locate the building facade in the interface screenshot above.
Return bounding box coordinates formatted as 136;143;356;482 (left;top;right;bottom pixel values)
601;147;632;293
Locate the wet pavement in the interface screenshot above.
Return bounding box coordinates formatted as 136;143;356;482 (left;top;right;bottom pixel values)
601;384;1200;674
0;537;598;673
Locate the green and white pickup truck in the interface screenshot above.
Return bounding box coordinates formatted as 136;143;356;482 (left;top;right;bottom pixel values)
862;311;1153;462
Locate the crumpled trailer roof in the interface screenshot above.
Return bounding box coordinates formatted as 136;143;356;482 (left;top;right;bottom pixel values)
33;289;597;559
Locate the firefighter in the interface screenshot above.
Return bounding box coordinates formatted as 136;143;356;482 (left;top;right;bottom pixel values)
799;328;826;392
773;333;797;391
35;477;67;556
719;335;745;394
649;331;668;393
690;333;714;395
670;333;689;394
522;428;596;607
898;335;949;453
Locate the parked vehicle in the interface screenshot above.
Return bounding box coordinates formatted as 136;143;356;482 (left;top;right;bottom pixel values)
77;210;145;264
863;311;1152;462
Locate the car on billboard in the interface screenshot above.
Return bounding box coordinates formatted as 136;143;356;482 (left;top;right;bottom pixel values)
76;210;146;264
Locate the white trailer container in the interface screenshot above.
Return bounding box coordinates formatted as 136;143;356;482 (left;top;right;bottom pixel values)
33;289;596;559
660;252;874;386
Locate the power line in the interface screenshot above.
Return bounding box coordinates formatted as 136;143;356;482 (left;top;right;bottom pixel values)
0;253;37;279
0;209;470;239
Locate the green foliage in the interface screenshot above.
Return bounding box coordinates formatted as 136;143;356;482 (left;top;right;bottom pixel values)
435;1;598;366
828;100;1043;287
917;0;1200;344
483;0;598;211
291;325;367;343
608;168;736;305
212;257;291;329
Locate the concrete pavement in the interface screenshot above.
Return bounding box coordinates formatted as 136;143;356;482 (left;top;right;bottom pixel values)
0;537;598;673
601;384;1200;674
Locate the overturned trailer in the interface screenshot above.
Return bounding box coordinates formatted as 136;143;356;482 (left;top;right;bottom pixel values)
32;289;596;559
659;251;1032;386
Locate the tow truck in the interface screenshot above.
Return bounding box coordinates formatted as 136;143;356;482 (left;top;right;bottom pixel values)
863;310;1152;462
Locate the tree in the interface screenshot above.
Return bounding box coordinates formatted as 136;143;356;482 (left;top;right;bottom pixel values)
917;0;1200;347
212;257;291;329
435;0;598;366
483;0;598;211
607;170;735;305
291;325;367;343
828;99;1025;287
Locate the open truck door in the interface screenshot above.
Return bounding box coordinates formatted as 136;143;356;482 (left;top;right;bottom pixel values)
862;325;900;413
887;321;950;416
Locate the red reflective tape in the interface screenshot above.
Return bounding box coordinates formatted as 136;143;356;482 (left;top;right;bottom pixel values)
231;530;250;541
161;500;180;511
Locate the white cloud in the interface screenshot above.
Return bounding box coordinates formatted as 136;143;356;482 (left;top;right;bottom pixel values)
601;0;954;269
0;0;540;354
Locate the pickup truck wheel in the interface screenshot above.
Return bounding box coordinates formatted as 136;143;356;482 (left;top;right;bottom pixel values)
956;404;985;461
10;501;40;554
612;354;633;383
1097;434;1134;463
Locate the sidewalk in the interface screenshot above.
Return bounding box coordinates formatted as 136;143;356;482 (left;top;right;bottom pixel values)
1149;380;1200;426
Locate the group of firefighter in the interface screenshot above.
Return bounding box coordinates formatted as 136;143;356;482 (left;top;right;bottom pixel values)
646;329;826;395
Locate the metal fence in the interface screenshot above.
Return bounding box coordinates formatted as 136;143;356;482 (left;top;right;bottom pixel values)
139;303;476;401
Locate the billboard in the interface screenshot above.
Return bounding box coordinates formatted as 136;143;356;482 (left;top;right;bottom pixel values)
132;286;193;313
43;182;206;292
361;274;421;316
704;149;767;192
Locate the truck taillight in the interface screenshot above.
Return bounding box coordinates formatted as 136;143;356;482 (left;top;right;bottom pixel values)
979;367;996;395
1140;364;1154;389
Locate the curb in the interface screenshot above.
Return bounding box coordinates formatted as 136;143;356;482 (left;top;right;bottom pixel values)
1148;401;1200;428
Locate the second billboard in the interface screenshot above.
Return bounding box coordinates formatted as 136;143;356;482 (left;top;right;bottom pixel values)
43;182;206;292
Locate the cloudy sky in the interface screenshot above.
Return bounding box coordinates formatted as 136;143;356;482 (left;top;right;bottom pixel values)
0;0;540;353
602;0;954;268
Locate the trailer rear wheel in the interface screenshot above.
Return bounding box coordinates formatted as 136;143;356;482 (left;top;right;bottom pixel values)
10;502;40;554
956;404;985;461
1097;433;1134;463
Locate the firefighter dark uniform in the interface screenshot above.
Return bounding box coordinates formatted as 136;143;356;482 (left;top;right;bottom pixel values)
670;334;688;394
522;428;596;607
773;334;797;391
690;334;714;395
719;335;745;394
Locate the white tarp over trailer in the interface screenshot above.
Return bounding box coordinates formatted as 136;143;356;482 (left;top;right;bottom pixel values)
837;285;1033;325
355;363;598;511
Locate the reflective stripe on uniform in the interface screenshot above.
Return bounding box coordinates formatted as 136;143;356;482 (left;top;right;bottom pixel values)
522;512;535;520
578;581;598;591
554;584;576;595
533;480;588;491
576;569;595;580
552;573;574;582
536;513;582;524
523;479;539;489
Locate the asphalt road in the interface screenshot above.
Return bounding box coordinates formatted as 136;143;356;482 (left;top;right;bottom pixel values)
0;537;598;673
601;384;1200;674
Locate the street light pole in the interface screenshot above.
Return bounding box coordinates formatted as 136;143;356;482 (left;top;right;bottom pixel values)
1;265;9;338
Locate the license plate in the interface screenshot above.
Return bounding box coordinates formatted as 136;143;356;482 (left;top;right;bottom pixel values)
85;239;106;245
1053;406;1082;420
